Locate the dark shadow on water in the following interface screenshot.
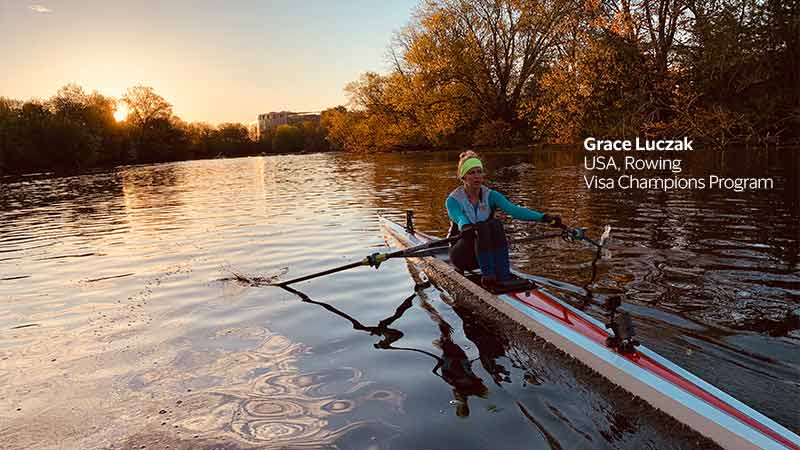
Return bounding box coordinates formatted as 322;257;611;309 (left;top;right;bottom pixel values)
278;276;721;449
279;282;491;418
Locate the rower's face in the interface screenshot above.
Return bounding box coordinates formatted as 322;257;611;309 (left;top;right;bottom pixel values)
463;167;483;187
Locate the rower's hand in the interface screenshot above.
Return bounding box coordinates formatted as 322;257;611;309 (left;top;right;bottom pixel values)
542;214;563;229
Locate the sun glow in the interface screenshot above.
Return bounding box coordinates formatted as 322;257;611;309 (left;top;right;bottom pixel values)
113;105;129;122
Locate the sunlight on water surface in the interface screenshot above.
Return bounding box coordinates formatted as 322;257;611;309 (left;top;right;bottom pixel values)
0;150;797;449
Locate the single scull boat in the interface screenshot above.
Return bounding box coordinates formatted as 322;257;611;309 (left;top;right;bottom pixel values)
380;213;799;450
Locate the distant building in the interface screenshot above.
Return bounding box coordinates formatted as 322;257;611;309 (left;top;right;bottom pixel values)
256;111;320;141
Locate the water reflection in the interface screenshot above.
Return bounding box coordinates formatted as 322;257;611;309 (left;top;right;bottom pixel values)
120;329;403;450
417;294;489;418
281;281;490;418
440;292;512;387
364;149;799;335
0;150;797;449
281;285;414;350
120;164;185;231
277;261;718;450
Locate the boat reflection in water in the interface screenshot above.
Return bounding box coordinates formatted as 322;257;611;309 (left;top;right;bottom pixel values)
280;275;499;418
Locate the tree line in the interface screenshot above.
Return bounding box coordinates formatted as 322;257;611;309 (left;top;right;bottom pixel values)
2;0;796;174
0;85;330;176
323;0;798;151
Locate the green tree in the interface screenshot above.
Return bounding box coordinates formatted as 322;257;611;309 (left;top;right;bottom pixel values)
213;123;253;157
272;124;303;152
0;86;271;173
298;121;330;152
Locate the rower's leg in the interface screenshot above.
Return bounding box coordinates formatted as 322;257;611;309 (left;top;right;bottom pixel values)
474;222;497;284
449;232;479;272
489;219;511;281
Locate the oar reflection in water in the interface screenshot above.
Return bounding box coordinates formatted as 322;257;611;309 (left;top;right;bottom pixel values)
279;283;489;417
280;284;414;349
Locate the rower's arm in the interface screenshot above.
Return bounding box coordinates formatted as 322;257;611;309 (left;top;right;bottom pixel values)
489;190;545;222
446;196;472;229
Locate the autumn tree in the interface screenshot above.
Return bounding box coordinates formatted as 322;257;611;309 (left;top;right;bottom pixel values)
321;106;355;151
399;0;580;130
344;72;429;150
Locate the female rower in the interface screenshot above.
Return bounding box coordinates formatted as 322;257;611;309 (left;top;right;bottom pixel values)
446;151;561;288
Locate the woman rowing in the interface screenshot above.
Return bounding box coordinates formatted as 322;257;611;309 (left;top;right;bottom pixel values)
446;151;562;289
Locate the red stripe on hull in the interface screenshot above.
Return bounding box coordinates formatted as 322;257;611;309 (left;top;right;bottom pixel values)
508;291;799;450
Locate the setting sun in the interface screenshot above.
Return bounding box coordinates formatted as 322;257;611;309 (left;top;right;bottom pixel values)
113;105;128;122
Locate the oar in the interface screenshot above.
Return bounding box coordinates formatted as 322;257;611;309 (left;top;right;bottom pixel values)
548;223;635;352
274;234;462;287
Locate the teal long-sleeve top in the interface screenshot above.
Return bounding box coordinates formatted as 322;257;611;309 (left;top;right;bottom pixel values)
446;189;545;230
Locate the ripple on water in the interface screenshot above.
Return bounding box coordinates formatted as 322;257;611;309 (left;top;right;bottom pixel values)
1;152;798;449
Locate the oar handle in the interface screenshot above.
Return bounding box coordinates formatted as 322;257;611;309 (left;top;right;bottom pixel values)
372;234;462;268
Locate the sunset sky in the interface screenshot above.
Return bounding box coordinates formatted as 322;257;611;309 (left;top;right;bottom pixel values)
1;0;418;124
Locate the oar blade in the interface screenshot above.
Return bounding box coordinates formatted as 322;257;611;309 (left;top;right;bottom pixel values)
599;225;612;246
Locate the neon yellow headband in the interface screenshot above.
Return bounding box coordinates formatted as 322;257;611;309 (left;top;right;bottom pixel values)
459;157;483;178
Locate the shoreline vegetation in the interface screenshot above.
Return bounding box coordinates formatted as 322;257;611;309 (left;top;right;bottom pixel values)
2;0;797;176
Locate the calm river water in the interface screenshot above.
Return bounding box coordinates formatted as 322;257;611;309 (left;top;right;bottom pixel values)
1;149;798;450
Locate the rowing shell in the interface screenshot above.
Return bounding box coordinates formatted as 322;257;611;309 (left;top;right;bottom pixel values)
380;215;800;450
